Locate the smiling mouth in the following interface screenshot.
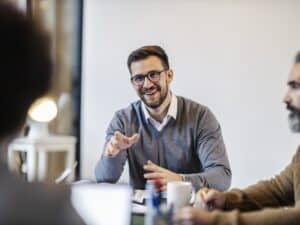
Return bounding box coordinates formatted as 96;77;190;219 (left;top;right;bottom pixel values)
144;89;157;96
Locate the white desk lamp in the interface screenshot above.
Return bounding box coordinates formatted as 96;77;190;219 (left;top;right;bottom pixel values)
27;97;57;138
8;97;77;182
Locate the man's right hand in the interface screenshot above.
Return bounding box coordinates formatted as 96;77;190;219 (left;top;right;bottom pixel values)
104;131;139;157
194;188;226;211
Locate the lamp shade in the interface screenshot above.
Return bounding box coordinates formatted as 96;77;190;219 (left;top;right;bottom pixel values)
28;97;57;123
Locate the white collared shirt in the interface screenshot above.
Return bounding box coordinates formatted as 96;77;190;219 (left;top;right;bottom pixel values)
142;93;177;131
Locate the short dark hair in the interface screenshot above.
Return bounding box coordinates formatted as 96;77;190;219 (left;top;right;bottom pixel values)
0;2;52;138
127;45;169;73
295;51;300;64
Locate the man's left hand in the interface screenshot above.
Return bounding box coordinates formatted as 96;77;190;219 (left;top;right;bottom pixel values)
143;160;183;191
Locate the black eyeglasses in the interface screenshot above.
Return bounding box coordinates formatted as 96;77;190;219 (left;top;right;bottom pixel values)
130;69;167;86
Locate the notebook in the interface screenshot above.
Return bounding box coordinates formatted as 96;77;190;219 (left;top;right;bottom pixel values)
71;184;132;225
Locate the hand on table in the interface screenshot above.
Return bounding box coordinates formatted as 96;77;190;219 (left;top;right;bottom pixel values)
194;187;226;211
104;131;139;157
174;206;213;225
143;160;183;191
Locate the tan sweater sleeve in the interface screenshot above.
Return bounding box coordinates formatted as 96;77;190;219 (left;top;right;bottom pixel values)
224;149;297;211
207;148;300;225
211;205;300;225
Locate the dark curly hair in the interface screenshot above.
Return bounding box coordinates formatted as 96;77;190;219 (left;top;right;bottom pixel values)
0;2;52;138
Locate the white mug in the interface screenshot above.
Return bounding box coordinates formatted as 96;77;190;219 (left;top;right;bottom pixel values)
167;181;195;212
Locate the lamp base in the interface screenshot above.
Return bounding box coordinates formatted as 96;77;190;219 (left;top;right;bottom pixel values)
27;122;49;138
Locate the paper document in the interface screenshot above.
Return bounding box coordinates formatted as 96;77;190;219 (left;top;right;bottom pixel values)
132;203;147;214
132;189;146;204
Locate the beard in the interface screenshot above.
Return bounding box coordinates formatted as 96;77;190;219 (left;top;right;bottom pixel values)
139;83;168;109
287;104;300;133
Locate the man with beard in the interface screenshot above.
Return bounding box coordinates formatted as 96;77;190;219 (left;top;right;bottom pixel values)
95;45;231;191
174;52;300;225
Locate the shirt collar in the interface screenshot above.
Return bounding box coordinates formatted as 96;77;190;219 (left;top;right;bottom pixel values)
141;93;177;122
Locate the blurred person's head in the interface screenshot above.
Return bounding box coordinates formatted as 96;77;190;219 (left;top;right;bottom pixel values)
0;2;51;140
127;45;173;109
284;51;300;132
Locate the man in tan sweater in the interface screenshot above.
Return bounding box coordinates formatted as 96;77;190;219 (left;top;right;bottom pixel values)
174;53;300;225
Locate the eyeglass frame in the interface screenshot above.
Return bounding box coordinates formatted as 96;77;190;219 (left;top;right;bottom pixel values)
130;69;168;86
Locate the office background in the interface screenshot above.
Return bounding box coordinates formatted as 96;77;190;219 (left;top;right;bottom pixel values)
81;0;300;188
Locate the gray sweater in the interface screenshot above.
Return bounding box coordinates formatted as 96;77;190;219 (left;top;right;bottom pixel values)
95;96;231;191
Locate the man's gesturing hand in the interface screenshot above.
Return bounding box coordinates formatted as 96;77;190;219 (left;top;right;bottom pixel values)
104;131;139;157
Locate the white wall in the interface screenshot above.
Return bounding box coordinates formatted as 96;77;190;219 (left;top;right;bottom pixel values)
81;0;300;188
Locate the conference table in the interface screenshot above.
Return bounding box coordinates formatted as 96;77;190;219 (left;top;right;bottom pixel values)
131;214;144;225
